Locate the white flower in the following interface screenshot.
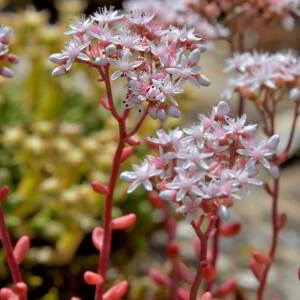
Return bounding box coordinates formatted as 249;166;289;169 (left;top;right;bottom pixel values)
49;38;89;72
121;159;163;193
64;16;93;35
91;6;124;23
110;50;143;80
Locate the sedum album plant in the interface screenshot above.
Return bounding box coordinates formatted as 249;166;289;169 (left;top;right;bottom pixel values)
0;3;300;300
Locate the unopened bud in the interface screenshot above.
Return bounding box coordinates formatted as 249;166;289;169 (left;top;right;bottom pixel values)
220;223;241;237
84;271;104;285
52;65;66;77
91;181;110;195
7;54;19;64
213;280;236;298
111;214;136;230
12;282;27;297
70;297;82;300
106;44;117;56
177;288;189;300
249;258;263;281
0;67;14;78
200;292;212;300
49;54;66;64
94;57;109;66
167;105;181;118
120;147;134;163
197;75;210;87
277;213;287;230
13;236;30;264
149;269;171;287
189;49;201;65
0;288;15;300
103;281;128;300
92;227;104;251
252;251;271;265
0;186;10;202
218;205;230;220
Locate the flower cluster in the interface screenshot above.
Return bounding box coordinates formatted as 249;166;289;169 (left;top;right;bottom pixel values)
222;51;300;101
121;101;279;221
0;25;18;78
49;7;210;120
124;0;229;41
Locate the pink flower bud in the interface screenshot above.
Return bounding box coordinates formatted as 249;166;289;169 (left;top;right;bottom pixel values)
120;147;134;163
177;288;189;300
252;251;271;265
92;227;104;251
0;186;10;202
249;258;263;281
52;65;66;77
213;280;236;298
111;214;136;230
13;236;30;264
149;269;171;287
0;67;14;78
177;263;193;284
84;271;104;285
200;292;212;300
277;213;287;230
148;191;164;208
220;223;241;237
7;54;19;64
0;288;16;300
70;297;82;300
103;281;128;300
91;181;110;195
12;282;27;297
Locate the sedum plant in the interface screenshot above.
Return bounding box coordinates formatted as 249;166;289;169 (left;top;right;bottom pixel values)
0;3;300;300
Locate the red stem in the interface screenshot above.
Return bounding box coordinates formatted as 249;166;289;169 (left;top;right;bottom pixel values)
206;217;220;292
284;102;299;154
256;177;280;300
0;206;27;300
94;67;148;300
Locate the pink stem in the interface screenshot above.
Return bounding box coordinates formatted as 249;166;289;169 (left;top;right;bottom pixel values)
0;206;27;300
284;102;299;154
94;68;148;300
256;177;280;300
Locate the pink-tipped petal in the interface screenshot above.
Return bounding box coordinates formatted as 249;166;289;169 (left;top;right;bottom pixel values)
111;214;136;230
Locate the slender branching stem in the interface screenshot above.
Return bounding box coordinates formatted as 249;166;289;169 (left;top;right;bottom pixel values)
0;206;27;300
95;67;148;300
284;102;299;154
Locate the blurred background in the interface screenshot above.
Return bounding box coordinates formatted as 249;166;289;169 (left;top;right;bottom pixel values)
0;1;300;300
